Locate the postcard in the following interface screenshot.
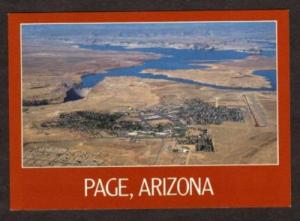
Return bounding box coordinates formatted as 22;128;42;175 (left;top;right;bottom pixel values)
8;10;290;210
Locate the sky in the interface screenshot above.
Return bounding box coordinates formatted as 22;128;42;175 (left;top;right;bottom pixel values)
22;22;276;40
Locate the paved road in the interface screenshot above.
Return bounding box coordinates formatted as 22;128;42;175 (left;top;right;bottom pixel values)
242;94;267;127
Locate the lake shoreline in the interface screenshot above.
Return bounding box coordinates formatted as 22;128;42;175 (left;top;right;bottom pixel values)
69;44;276;102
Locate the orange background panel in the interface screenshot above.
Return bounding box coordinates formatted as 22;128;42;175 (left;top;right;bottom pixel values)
8;10;290;210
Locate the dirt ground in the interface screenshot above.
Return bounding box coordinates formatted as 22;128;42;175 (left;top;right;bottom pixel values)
22;40;277;167
23;75;277;167
142;55;275;89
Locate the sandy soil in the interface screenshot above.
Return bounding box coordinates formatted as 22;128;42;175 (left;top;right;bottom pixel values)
22;43;160;103
141;56;276;89
23;76;277;166
21;40;277;167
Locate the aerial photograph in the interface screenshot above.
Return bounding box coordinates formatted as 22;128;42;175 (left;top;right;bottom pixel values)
22;22;277;167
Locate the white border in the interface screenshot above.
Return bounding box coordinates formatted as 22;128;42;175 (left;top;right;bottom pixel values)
20;20;279;168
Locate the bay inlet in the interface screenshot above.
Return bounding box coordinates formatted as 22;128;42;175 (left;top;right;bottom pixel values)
65;44;276;101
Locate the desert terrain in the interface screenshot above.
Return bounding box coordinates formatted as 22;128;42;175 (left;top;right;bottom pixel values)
142;56;275;89
23;75;277;166
22;23;277;167
22;41;160;105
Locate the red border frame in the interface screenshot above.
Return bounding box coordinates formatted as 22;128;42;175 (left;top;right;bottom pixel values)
9;10;290;210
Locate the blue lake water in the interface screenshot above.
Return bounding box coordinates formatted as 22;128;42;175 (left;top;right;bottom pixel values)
77;44;276;92
253;70;277;90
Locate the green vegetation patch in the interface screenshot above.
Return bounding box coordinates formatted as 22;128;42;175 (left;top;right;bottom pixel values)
41;111;143;133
